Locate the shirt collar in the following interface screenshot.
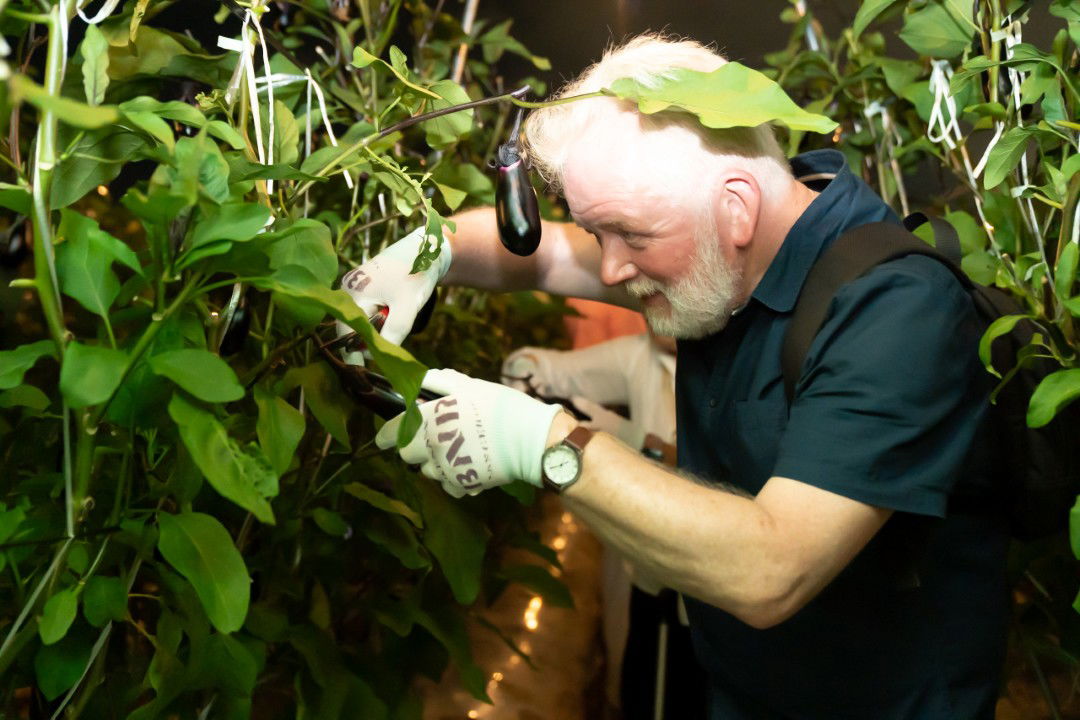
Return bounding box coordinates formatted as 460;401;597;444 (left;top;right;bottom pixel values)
750;149;895;314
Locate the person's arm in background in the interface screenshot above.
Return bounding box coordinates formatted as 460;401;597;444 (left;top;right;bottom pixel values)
444;207;635;308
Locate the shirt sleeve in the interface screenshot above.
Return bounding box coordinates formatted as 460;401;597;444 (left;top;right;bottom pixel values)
772;256;988;517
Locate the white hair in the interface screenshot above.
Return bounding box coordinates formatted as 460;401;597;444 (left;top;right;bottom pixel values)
523;33;792;198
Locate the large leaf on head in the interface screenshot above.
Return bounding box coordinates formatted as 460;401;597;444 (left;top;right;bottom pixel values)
167;394;277;524
898;0;975;59
0;340;57;390
157;511;250;634
1027;368;1080;428
150;349;244;403
251;266;427;443
59;342;128;408
605;63;837;134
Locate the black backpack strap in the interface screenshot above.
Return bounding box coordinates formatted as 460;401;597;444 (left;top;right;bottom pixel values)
903;212;962;265
781;222;965;404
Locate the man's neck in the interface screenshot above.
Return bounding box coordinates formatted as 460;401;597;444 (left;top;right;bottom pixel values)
738;179;820;302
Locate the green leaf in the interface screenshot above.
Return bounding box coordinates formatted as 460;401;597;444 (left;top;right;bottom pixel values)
416;480;488;604
362;514;428;569
190;203;272;248
977;314;1028;377
59;342;128;408
853;0;904;39
157;511;251;634
899;0;975;59
351;46;439;98
498;564;574;608
34;631;92;701
281;363;352;447
605;63;837;134
10;74;120;128
55;209;143;319
343;482;423;528
984;127;1036;189
1055;243;1078;300
119;96;206;126
479;20;550;70
167;394;278;524
81;24;110;105
82;576;128;627
51;130;149;208
312;508;350;538
413;607;491;703
944;210;987;255
0;340;57;390
254;386;305;476
1027;368;1080;428
39;588;79;645
201;633;257;697
264;219;337;286
122;110;176;151
0;384;51;411
149;349;244;403
251;266;427;444
424;80;473;150
263;100;300;167
0;182;32;214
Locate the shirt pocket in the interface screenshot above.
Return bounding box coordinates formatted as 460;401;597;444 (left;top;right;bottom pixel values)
730;400;787;491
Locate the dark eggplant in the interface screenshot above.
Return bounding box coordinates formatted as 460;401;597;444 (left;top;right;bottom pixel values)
494;109;542;256
219;288;251;356
1;220;28;269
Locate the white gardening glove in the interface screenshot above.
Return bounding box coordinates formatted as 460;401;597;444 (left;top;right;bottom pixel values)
500;347;556;396
338;227;451;363
375;368;563;498
570;395;646;450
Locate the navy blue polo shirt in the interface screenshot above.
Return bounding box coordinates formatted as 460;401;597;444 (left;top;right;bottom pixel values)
676;150;1009;719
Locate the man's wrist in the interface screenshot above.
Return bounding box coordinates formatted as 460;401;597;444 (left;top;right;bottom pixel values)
545;410;579;449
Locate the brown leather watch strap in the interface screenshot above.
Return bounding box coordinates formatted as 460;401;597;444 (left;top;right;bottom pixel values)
562;426;595;453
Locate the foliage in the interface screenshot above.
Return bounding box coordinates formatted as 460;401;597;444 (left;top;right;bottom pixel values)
766;0;1080;700
0;1;568;716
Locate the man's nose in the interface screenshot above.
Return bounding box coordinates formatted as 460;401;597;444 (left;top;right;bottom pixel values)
598;239;637;286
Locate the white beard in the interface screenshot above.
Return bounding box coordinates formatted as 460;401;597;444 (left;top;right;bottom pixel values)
624;227;742;340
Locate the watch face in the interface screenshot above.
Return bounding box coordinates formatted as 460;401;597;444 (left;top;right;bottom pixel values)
542;444;581;485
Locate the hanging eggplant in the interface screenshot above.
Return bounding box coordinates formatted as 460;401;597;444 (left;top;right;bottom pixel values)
494;108;542;256
218;284;251;356
0;219;28;269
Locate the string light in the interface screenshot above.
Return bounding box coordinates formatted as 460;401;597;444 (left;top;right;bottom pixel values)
524;596;543;631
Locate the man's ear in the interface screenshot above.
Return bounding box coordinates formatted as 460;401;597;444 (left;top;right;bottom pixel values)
713;171;760;250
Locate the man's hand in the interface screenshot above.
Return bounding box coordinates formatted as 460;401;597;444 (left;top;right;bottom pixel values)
375;369;562;497
500;347;554;395
570;396;646;450
339;228;451;359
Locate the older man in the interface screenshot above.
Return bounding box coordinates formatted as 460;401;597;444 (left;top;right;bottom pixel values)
352;35;1008;719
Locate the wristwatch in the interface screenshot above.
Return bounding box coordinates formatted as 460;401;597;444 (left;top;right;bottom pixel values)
540;426;595;493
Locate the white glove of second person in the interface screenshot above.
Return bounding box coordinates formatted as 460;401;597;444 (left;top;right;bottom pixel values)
375;369;563;498
501;347;556;396
570;395;646;450
339;227;451;355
